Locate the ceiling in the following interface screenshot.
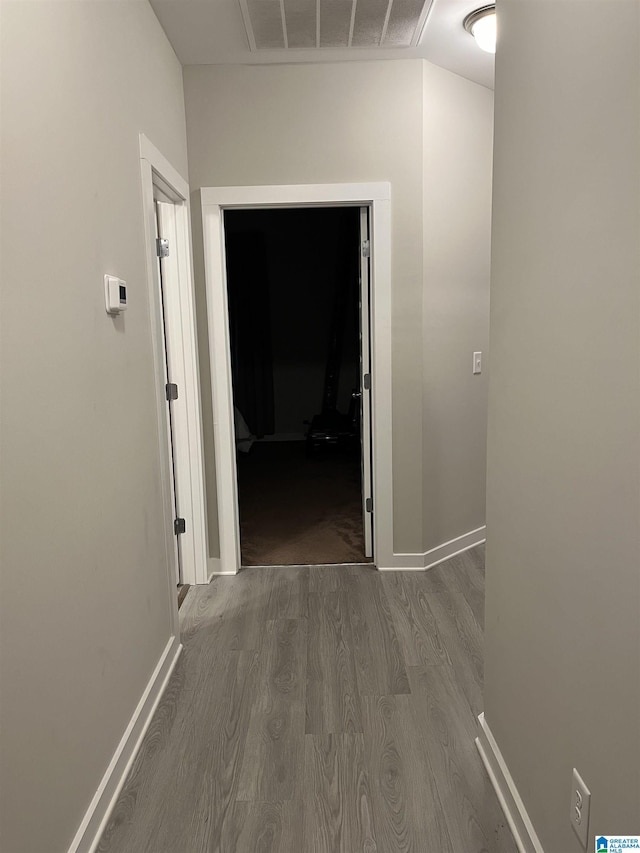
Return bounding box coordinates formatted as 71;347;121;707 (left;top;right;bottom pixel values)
240;0;433;50
149;0;495;89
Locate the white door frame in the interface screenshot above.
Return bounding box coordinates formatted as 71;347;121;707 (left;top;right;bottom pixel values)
200;182;393;575
358;206;373;558
139;134;209;587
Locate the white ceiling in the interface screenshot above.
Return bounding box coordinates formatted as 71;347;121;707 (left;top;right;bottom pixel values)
149;0;495;89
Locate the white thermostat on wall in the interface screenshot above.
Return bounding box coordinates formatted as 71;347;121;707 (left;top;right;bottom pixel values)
104;275;127;315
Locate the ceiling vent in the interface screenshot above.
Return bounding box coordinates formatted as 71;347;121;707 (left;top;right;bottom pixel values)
239;0;434;50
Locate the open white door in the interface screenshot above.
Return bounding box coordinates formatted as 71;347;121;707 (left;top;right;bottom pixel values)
156;199;210;586
139;135;209;590
155;202;182;585
359;207;373;559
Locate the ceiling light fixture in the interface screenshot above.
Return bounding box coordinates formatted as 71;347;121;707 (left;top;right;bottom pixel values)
463;5;496;54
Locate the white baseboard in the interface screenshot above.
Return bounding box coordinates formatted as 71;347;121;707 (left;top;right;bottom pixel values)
208;556;236;577
476;712;545;853
67;636;182;853
382;525;486;571
206;528;485;575
422;525;486;569
382;551;425;570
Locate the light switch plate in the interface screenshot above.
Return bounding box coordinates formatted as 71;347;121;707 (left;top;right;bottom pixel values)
473;351;482;374
570;768;591;849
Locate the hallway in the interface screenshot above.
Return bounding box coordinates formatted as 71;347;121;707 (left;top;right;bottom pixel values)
98;548;516;853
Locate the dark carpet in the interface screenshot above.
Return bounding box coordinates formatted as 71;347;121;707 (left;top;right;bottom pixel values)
236;441;369;566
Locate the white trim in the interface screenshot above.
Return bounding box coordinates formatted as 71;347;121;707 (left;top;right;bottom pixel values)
140;134;209;586
379;551;426;571
359;205;373;558
200;183;392;207
379;525;486;571
200;183;393;575
67;637;182;853
208;556;234;578
140;135;189;199
423;524;486;569
475;713;545;853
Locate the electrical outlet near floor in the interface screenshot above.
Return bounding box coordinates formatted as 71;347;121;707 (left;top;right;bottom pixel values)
570;768;591;849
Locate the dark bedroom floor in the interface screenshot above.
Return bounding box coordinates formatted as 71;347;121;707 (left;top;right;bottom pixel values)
236;440;369;566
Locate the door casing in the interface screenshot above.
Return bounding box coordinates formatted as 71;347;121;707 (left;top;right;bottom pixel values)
358;206;373;558
140;134;209;590
200;183;393;574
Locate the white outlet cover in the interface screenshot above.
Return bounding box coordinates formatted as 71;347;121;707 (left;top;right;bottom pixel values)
570;768;591;849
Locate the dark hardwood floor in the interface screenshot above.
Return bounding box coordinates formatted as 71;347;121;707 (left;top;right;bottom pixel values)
98;546;517;853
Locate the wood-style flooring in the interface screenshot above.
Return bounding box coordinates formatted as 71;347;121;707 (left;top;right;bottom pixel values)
98;546;516;853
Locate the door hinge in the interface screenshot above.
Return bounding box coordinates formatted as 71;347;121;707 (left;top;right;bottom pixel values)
156;237;170;258
363;373;371;391
365;497;373;513
361;239;370;258
165;383;178;401
174;517;186;535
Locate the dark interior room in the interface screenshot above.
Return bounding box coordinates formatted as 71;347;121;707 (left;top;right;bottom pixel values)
224;206;370;566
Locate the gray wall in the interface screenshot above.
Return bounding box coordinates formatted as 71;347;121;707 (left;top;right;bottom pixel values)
185;60;424;552
184;60;494;556
0;2;188;851
423;61;493;549
484;1;640;849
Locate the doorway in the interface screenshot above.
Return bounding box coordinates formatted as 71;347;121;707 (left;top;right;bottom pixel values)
200;183;393;575
139;134;209;599
154;200;185;587
223;207;371;566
